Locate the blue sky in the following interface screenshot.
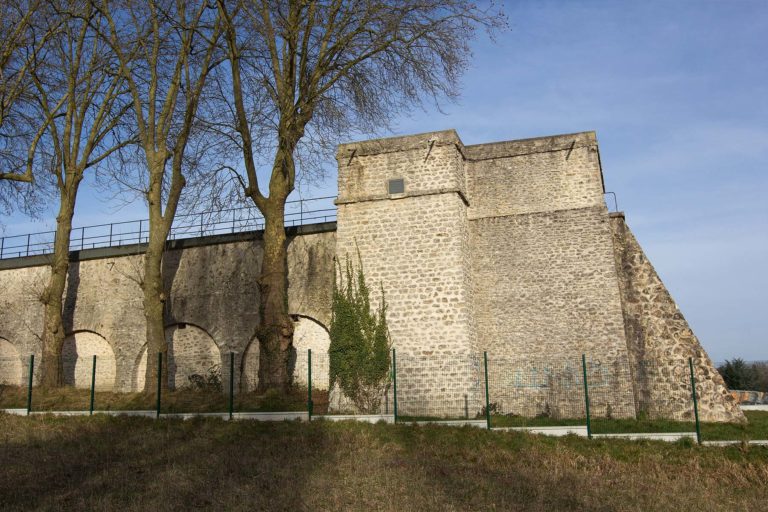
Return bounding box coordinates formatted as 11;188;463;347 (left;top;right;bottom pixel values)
4;0;767;361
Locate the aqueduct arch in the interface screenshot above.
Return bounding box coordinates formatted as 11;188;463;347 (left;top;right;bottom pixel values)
241;315;330;392
61;331;117;391
0;337;23;386
133;323;221;390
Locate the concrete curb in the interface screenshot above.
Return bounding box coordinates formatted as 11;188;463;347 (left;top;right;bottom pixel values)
702;440;768;447
593;432;696;441
315;414;395;424
1;409;307;421
413;419;487;428
741;405;768;411
231;411;307;421
494;425;588;437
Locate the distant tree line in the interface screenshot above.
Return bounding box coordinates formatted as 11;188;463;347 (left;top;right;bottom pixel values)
717;359;768;392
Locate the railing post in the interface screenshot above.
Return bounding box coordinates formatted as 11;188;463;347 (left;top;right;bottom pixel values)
109;224;113;247
307;349;313;421
26;354;34;416
582;354;592;439
26;234;30;257
138;220;143;244
229;352;235;420
392;348;398;423
689;357;702;445
90;355;97;415
156;352;162;419
200;213;204;237
1;236;4;259
231;216;236;234
300;200;304;225
81;226;85;250
484;352;491;430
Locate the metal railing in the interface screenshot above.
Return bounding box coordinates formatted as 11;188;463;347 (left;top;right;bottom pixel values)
0;196;337;260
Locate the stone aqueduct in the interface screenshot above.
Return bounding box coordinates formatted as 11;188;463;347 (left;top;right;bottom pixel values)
0;129;743;422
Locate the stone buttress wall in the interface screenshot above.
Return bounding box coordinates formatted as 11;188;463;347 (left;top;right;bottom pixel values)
0;229;335;392
335;130;482;415
610;214;744;422
466;132;636;418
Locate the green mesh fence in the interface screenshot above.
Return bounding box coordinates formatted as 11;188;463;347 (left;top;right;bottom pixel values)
587;357;698;435
0;349;702;437
394;352;485;421
486;356;587;428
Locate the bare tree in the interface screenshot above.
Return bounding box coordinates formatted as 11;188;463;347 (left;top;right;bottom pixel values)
0;1;58;219
98;0;223;391
216;0;504;391
28;1;134;387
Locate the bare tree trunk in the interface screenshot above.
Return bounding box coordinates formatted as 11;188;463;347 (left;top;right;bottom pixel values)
141;154;173;393
256;198;293;392
38;181;79;388
142;234;168;392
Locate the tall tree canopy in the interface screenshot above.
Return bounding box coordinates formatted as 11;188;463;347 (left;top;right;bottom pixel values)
216;0;505;391
98;0;223;390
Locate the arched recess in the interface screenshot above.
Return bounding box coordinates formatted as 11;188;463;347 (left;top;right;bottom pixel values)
133;323;221;391
61;331;117;391
241;315;330;392
0;337;23;386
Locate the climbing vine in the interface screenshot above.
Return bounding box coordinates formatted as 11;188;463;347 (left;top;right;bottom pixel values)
329;252;391;413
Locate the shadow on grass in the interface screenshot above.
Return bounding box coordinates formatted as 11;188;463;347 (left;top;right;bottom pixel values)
0;414;766;511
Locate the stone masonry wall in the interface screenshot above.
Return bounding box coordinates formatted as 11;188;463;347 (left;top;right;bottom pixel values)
465;131;603;219
470;208;636;418
0;128;743;423
335;131;482;416
463;132;635;418
610;213;744;422
0;228;335;392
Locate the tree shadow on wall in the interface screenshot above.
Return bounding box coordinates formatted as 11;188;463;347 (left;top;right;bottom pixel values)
61;261;81;385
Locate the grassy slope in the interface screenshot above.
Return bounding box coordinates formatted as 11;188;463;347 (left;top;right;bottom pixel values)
0;414;766;511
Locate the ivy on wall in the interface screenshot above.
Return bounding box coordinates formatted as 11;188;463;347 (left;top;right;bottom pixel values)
329;252;391;413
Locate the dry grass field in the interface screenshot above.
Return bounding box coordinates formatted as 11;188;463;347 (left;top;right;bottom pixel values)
0;413;766;511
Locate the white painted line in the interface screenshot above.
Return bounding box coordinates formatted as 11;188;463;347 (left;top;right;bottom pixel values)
593;432;696;442
494;425;589;437
315;414;395;424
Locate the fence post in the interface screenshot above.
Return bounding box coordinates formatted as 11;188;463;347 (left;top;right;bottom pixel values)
689;357;702;445
229;352;235;420
307;349;313;421
156;352;162;419
109;224;113;247
26;354;34;416
26;234;30;256
484;352;491;430
582;354;592;439
1;236;4;258
81;227;85;250
392;348;398;423
89;355;97;415
138;220;143;244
